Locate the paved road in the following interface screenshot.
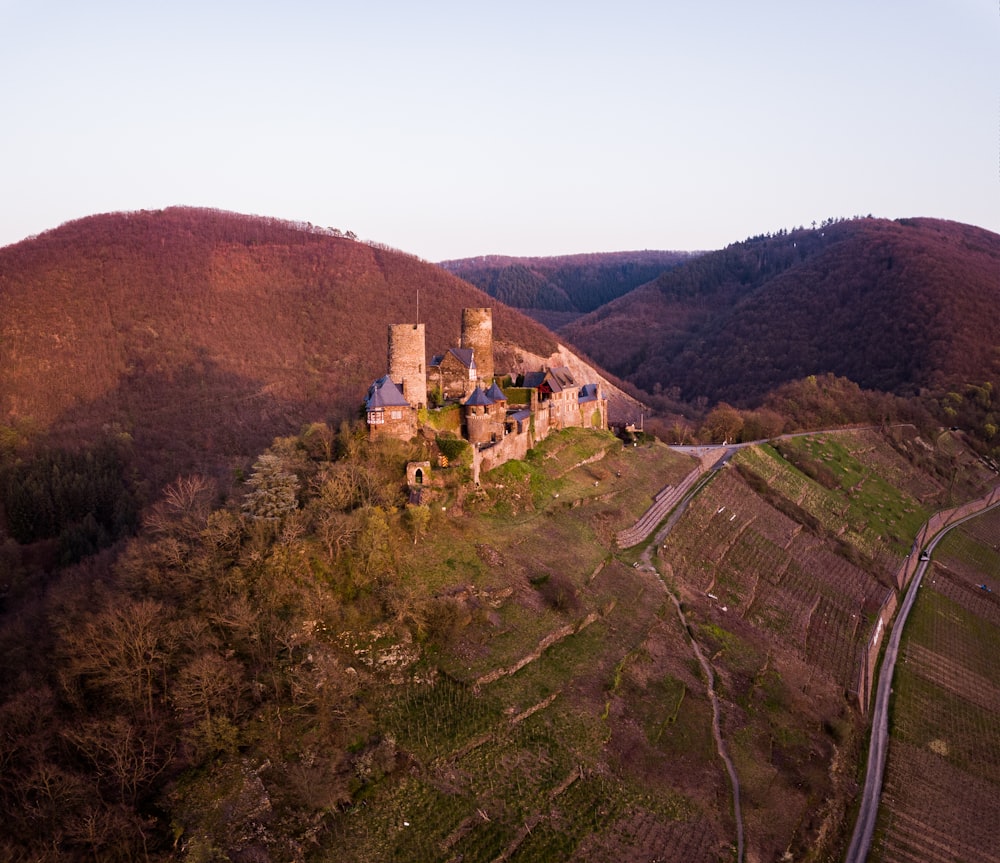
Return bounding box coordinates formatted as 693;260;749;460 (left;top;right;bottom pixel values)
844;500;1000;863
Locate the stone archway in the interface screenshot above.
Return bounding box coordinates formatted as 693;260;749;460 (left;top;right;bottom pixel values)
406;461;431;488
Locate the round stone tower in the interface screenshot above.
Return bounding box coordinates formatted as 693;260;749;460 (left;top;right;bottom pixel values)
461;307;494;384
388;323;426;409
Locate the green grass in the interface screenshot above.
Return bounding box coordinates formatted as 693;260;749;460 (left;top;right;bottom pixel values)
735;439;927;561
381;673;503;759
775;435;928;555
890;662;1000;783
900;586;1000;689
937;528;1000;576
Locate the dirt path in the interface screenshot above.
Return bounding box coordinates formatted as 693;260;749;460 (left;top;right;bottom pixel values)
638;528;745;863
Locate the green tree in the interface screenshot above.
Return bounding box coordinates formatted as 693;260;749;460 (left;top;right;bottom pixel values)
241;453;300;521
404;503;431;545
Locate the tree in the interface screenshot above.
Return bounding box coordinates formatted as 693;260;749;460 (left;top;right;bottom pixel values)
143;474;215;539
701;402;744;444
58;598;174;720
242;453;300;521
301;422;336;462
62;716;170;805
352;506;395;587
404;503;430;545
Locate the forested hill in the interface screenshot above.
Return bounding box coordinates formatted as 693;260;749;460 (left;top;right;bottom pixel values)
562;217;1000;406
0;208;561;487
438;250;694;326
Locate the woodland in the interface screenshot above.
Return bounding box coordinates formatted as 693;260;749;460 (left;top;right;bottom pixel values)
440;250;693;320
561;217;1000;448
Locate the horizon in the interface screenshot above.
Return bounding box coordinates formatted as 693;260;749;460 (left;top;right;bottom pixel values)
2;1;998;261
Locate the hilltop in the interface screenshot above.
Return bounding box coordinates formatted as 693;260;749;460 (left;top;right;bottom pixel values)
0;208;634;490
561;217;1000;408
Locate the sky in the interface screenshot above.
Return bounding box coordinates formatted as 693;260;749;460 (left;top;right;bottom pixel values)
1;0;998;260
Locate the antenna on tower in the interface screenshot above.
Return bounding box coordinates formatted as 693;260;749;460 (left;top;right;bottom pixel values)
416;288;419;323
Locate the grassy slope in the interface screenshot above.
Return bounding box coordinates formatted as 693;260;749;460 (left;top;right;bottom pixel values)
321;427;993;863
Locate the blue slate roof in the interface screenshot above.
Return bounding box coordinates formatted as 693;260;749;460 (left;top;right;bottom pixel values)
485;381;507;401
578;383;599;402
464;387;494;407
365;375;410;409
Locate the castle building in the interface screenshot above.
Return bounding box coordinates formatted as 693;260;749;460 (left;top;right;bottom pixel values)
363;307;609;480
429;347;476;401
460;307;494;385
463;384;507;446
364;375;417;441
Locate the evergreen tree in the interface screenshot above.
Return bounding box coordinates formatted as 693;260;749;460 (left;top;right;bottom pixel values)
241;453;300;520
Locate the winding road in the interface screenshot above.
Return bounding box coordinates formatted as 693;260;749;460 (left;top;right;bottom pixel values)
619;433;1000;863
844;498;1000;863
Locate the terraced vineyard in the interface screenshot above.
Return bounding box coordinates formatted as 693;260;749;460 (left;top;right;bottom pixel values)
661;457;893;694
325;434;741;862
869;507;1000;863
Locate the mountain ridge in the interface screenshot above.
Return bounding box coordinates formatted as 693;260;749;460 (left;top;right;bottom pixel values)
438;249;694;321
561;216;1000;407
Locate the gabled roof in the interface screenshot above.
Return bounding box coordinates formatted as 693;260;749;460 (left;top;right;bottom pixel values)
510;408;532;422
463;386;494;407
578;383;599;402
549;366;576;389
523;367;576;394
365;375;409;409
485;381;507;402
521;371;547;390
430;347;476;370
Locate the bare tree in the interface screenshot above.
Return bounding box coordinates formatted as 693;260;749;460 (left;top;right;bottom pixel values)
58;598;175;720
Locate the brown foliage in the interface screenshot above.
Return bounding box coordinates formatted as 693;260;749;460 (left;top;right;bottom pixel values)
563;217;1000;410
0;207;558;493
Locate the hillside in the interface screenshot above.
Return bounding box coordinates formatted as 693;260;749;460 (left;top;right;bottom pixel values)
0;422;995;862
438;250;694;330
562;218;1000;407
0;208;634;491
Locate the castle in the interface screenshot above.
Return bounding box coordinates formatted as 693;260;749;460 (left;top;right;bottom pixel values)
364;308;608;482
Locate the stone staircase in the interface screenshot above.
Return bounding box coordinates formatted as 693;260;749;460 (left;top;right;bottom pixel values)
616;466;706;549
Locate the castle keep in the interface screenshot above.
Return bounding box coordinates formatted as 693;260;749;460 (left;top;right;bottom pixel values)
460;307;494;385
387;323;427;410
365;307;608;481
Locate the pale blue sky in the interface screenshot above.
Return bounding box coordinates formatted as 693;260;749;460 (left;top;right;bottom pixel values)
1;1;997;259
